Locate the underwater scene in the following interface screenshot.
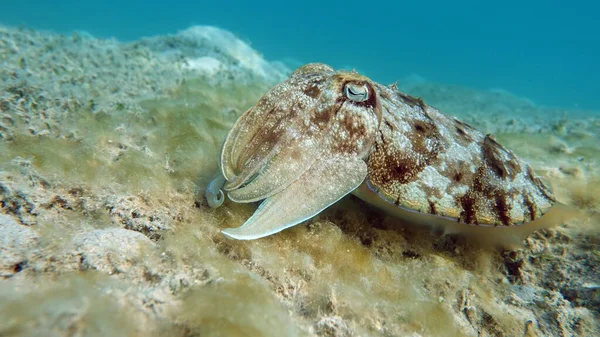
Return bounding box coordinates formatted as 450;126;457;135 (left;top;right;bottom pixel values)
0;1;599;336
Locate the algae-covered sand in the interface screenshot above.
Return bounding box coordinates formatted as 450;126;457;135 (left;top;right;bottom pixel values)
0;25;598;337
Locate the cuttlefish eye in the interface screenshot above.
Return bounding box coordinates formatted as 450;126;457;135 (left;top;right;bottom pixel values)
344;82;369;102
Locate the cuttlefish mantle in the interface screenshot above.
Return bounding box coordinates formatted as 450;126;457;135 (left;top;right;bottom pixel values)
206;63;558;241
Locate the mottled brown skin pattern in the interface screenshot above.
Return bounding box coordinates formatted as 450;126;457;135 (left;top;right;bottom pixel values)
219;63;556;232
366;83;555;226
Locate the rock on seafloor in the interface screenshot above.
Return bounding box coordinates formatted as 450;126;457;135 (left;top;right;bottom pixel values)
0;24;599;337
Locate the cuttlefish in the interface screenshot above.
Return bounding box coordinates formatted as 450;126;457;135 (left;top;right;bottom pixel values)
206;63;561;241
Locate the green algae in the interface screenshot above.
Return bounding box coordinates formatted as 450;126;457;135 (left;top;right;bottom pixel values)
0;77;274;195
0;273;142;337
178;274;302;337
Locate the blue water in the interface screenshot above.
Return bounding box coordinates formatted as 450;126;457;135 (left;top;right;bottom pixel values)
2;0;598;111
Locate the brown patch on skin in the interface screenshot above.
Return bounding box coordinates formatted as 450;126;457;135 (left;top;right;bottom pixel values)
458;192;478;224
428;199;437;215
309;103;337;126
505;159;521;178
369;148;429;186
441;160;476;189
383;120;395;131
526;165;556;202
392;161;418;183
472;164;487;191
234;94;322;176
237;109;287;170
341;115;367;138
373;129;385;152
522;193;537;221
412;119;436;136
367;112;444;188
525;165;536;181
396;92;426;111
537;182;555;202
330;107;377;156
289;147;303;161
482;134;520;180
455;126;468;136
453;118;475;131
453;119;475;146
455;165;488;224
407;117;443;162
368;140;422;185
303;85;321;99
254;127;285;151
331;136;360;155
394;193;401;206
494;192;511;226
454;162;526;226
386;158;424;184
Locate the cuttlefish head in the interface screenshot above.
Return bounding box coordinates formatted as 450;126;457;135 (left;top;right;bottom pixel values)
206;63;382;239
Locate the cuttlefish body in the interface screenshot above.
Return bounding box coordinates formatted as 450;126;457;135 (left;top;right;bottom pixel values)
206;63;556;241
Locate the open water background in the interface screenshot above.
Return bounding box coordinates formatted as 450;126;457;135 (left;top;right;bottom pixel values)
2;0;598;111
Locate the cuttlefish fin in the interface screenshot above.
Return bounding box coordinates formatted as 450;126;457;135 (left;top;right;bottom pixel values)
221;155;367;240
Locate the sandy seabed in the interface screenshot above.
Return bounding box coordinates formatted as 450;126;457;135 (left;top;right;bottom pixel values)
0;25;598;337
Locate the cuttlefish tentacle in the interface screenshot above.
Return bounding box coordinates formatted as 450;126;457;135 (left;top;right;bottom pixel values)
206;170;226;208
220;68;331;182
221;105;328;202
225;141;321;203
222;155;367;240
220;68;346;203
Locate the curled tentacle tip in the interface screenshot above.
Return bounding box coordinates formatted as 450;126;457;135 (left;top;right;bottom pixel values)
206;172;226;208
206;188;224;208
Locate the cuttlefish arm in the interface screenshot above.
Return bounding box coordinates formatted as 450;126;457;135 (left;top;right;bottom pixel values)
222;155;367;240
210;63;382;240
206;170;226;208
220;67;341;203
